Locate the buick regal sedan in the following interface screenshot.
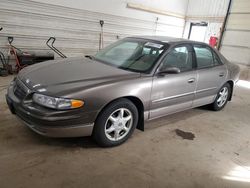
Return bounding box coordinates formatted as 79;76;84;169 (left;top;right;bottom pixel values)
6;36;240;147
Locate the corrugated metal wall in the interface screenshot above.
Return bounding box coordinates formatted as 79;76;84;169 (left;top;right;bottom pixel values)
220;0;250;66
0;0;185;60
186;0;229;17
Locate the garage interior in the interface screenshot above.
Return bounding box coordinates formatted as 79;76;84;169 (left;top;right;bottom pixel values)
0;0;250;187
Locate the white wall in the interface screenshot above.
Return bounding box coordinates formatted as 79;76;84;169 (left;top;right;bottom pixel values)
186;0;229;17
183;0;229;44
220;0;250;66
30;0;188;38
31;0;188;20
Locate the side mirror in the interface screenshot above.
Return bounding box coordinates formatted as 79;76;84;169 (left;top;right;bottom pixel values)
157;67;181;75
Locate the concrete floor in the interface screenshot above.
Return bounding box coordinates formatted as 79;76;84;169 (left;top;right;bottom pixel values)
0;67;250;188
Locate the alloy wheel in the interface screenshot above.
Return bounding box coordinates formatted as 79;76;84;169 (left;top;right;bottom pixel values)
217;87;229;107
104;108;133;141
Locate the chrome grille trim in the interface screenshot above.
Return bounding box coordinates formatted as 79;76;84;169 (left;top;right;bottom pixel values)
13;79;29;100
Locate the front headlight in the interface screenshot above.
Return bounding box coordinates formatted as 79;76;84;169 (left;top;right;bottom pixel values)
33;93;84;110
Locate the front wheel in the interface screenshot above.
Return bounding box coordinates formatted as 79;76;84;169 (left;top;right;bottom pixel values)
92;99;138;147
211;83;231;111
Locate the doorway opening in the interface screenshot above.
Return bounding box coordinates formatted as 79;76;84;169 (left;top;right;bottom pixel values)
188;22;208;42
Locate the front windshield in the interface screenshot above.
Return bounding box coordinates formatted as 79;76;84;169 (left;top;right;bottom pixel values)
94;38;167;73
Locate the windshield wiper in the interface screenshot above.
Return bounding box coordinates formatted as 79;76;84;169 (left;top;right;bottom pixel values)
134;54;145;61
119;66;142;73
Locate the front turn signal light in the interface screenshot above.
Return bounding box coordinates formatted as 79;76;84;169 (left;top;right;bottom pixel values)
71;100;84;108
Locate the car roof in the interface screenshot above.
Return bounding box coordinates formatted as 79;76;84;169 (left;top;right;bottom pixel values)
127;35;204;45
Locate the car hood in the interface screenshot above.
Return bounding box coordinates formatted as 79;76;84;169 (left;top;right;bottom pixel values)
18;57;140;96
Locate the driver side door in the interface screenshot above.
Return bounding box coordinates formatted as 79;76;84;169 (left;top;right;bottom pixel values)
150;44;197;119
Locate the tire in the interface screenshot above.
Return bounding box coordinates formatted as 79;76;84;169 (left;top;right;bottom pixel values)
211;83;231;111
92;98;138;147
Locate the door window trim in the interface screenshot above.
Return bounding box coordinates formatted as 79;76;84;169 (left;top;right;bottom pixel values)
212;50;223;66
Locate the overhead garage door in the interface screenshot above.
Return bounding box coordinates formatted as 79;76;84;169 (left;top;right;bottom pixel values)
0;0;185;58
220;0;250;66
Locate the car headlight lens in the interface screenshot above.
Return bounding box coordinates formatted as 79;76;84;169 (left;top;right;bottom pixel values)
32;93;84;110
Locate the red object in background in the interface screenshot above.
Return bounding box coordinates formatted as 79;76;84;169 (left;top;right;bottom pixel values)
209;36;218;48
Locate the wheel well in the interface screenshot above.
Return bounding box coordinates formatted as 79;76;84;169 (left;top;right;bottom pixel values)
123;96;144;131
227;80;234;101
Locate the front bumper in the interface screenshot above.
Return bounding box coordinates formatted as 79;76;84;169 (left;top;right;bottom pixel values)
5;81;95;137
16;116;94;137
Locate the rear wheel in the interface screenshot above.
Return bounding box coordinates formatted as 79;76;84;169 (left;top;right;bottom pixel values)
93;99;138;147
211;83;231;111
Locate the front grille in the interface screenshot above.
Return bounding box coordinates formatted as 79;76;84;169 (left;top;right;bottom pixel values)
14;79;28;100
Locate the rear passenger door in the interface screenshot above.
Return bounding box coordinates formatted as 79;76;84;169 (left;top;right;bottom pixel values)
192;44;227;107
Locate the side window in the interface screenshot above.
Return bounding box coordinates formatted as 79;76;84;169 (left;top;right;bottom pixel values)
194;46;214;68
213;51;222;66
161;46;192;72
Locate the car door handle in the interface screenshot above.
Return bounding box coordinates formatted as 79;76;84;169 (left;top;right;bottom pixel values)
187;78;195;83
219;72;225;77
